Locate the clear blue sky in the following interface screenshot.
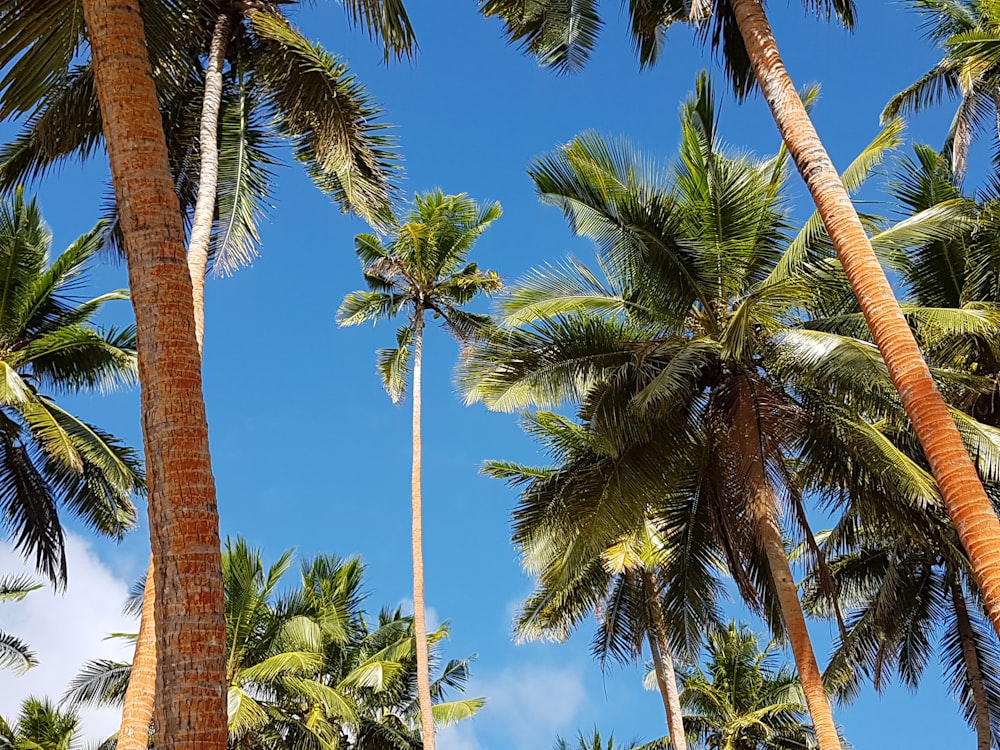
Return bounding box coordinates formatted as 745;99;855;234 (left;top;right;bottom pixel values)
1;2;989;748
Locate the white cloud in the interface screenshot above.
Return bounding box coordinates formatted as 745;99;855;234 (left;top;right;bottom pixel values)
0;534;136;744
465;664;589;750
439;722;484;750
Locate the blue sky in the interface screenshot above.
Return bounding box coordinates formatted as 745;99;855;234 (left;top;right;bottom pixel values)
0;1;991;748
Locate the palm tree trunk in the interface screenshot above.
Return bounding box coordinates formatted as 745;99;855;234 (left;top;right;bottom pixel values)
642;570;688;750
756;498;841;750
79;0;227;746
187;11;232;351
113;16;231;746
731;0;1000;640
411;311;436;750
116;556;156;750
950;572;991;750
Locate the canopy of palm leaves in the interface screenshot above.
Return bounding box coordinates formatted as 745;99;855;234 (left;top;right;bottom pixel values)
678;623;817;750
0;0;415;270
553;728;648;750
462;73;983;639
65;537;484;750
338;189;502;402
882;0;1000;177
0;696;89;750
0;191;143;585
0;573;41;673
478;0;855;98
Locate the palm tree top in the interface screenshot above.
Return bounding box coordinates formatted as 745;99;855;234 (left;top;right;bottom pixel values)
338;190;502;403
478;0;855;97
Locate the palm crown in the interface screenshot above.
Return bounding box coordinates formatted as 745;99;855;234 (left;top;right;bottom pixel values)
0;191;143;585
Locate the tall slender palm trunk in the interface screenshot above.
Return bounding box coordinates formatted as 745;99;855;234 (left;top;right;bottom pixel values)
80;0;227;746
756;495;841;750
731;0;1000;640
116;557;156;750
642;571;688;750
411;311;436;750
114;17;232;743
949;573;991;750
188;11;233;352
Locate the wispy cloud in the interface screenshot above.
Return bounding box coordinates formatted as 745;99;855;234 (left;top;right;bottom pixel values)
0;534;136;743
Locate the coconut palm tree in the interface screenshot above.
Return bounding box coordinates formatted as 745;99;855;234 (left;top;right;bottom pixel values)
0;697;92;750
553;729;648;750
0;0;228;744
0;191;144;585
803;521;1000;750
338;191;500;750
680;623;818;750
486;414;725;750
66;538;485;749
477;0;1000;640
0;574;40;674
460;75;984;750
882;0;1000;179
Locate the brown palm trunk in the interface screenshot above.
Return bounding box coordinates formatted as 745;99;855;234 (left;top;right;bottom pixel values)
80;0;227;746
411;312;436;750
642;571;687;750
756;500;841;750
187;12;232;351
731;0;1000;640
116;557;156;750
950;573;991;750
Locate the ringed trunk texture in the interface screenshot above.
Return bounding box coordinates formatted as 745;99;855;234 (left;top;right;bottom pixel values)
950;574;992;750
80;0;227;746
187;11;233;351
116;557;156;750
115;19;230;742
411;312;436;750
756;501;841;750
642;571;688;750
732;0;1000;640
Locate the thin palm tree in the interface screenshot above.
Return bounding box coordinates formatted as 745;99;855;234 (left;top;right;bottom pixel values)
338;191;501;750
477;0;1000;639
680;623;818;750
882;0;1000;178
0;191;144;585
487;414;723;750
0;574;40;674
460;76;979;750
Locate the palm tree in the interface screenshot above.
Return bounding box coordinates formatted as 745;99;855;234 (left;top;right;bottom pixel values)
553;728;648;750
0;191;144;585
882;0;1000;178
680;623;818;750
0;696;93;750
477;0;1000;639
31;0;226;743
66;538;485;749
804;521;1000;750
338;191;501;750
460;76;978;750
0;574;40;674
486;414;724;750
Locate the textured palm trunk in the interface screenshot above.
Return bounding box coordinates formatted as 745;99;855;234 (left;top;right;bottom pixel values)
950;573;991;750
756;499;841;750
731;0;1000;640
116;557;156;750
187;11;232;351
80;0;227;746
641;571;687;750
114;15;231;746
411;312;436;750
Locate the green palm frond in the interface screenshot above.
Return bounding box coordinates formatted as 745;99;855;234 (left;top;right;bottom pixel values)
376;326;413;404
340;0;418;61
63;658;132;708
252;10;398;227
480;0;603;74
430;697;486;726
